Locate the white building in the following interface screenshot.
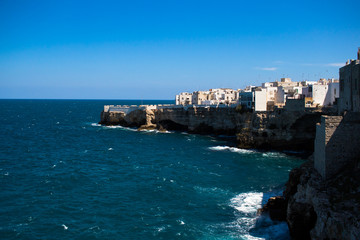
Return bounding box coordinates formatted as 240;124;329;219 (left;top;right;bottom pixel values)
239;87;267;111
192;91;210;105
175;92;193;105
254;88;267;111
312;84;330;106
275;86;286;105
302;79;339;107
266;86;278;102
209;88;237;104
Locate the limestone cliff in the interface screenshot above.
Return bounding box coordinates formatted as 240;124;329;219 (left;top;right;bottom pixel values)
236;109;322;152
99;106;323;153
283;159;360;240
258;112;360;239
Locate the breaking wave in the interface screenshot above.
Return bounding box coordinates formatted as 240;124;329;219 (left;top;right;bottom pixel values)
229;192;290;240
138;129;172;134
91;123;172;133
90;123;137;131
208;146;255;154
230;192;263;214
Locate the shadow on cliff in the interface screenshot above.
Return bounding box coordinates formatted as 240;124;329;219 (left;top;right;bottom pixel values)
157;119;188;131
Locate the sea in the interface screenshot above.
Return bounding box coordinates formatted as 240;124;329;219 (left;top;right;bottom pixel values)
0;99;304;240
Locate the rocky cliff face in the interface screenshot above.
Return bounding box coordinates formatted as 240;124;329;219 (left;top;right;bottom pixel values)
100;106;322;153
261;158;360;240
236;109;322;152
100;107;321;152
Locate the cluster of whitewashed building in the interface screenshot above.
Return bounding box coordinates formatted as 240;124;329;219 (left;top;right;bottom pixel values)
176;77;340;111
176;88;238;106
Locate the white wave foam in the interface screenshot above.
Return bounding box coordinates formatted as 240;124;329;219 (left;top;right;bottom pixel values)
243;234;265;240
261;152;285;158
105;125;137;131
157;226;165;232
177;220;185;225
91;123;137;131
208;146;255;154
209;172;222;177
108;148;113;151
228;192;290;240
139;129;172;134
230;192;263;214
104;125;123;129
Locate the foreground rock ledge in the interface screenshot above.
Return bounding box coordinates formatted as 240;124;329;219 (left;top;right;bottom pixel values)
259;159;360;240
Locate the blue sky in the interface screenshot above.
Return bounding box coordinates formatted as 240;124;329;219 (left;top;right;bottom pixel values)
0;0;359;99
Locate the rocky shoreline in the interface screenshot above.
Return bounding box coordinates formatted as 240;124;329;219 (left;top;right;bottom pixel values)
99;106;325;154
259;156;360;240
99;105;359;239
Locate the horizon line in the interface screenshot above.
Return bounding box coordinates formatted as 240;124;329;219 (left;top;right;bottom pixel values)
0;98;175;101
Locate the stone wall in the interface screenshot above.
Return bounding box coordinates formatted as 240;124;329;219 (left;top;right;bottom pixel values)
339;60;360;113
314;112;360;179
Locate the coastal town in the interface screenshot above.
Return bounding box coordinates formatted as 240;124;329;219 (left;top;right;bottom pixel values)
176;77;339;111
174;48;359;114
99;49;360;239
104;48;358;116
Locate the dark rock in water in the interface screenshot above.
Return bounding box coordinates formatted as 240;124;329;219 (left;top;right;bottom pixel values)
257;196;287;221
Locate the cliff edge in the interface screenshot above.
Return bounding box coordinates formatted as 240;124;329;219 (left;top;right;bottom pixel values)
281;158;360;240
260;113;360;240
99;105;324;153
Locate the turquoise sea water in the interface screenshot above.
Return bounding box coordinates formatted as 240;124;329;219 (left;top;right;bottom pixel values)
0;100;304;240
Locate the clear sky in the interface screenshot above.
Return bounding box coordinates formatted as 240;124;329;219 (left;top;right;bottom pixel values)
0;0;359;99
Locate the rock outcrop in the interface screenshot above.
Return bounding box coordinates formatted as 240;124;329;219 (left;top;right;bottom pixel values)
285;158;360;240
236;109;322;152
260;158;360;240
257;196;287;221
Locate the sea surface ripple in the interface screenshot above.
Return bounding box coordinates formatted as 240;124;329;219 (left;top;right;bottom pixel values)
0;100;304;239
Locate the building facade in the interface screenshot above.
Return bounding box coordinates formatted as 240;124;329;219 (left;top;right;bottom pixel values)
175;92;193;105
338;48;360;113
